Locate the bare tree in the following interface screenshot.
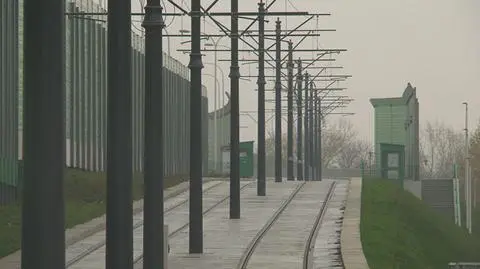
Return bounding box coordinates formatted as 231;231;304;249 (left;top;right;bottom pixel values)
336;139;372;169
263;118;362;168
321;118;358;168
420;121;464;178
265;128;295;159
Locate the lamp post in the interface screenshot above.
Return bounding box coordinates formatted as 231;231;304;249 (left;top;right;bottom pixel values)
181;34;228;175
203;62;226;105
204;73;222;107
463;101;472;234
204;62;226;172
163;27;171;56
204;37;226;173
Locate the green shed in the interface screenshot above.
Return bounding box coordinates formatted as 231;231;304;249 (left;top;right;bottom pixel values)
370;83;420;181
220;141;255;178
239;141;254;178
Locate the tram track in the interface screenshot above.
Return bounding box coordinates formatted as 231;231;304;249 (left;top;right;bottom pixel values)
66;180;226;268
236;181;338;269
303;181;337;269
133;181;254;265
236;181;307;269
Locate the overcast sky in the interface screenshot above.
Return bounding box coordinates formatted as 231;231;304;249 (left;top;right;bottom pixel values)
117;0;480;143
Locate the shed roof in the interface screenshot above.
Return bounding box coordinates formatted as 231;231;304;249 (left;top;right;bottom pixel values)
370;83;417;107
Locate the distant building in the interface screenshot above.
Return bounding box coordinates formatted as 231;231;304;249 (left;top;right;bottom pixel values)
370;83;420;181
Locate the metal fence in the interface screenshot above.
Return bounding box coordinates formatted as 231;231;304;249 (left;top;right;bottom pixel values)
0;0;20;204
1;0;210;204
60;0;208;175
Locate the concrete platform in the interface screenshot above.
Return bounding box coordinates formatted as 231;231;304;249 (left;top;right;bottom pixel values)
134;180;348;269
68;180;250;269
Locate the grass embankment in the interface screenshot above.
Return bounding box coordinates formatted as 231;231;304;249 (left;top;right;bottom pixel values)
360;178;480;269
0;168;186;258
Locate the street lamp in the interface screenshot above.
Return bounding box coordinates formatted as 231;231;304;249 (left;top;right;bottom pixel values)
204;36;226;173
204;62;226;173
463;101;472;234
178;33;232;174
203;62;226;106
204;73;222;172
163;27;171;56
204;73;222;110
179;32;229;173
204;40;228;107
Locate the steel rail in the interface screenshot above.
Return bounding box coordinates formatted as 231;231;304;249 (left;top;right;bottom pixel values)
66;181;225;267
236;182;307;269
303;181;337;269
133;181;255;264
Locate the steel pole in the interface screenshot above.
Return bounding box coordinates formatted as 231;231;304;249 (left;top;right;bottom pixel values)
22;0;65;268
213;42;218;172
313;93;318;180
106;0;133;268
274;18;282;183
230;0;241;219
287;41;294;181
464;102;471;233
163;27;171;56
142;2;165;268
308;81;315;180
304;72;310;181
318;98;323;180
257;1;266;195
189;0;204;253
296;60;304;181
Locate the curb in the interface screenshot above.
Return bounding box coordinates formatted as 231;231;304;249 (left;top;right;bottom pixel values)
340;178;370;269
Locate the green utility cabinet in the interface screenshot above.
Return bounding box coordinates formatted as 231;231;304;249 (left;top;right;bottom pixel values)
239;141;254;178
380;143;405;181
221;141;254;178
